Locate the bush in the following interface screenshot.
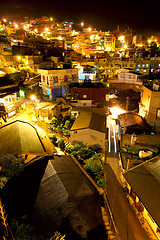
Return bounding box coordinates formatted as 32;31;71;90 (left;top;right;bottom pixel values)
71;150;79;158
11;216;37;240
64;120;71;130
65;146;73;154
0;154;24;189
63;129;70;137
49;134;57;145
83;154;105;188
57;138;65;150
78;147;94;160
89;144;103;153
50;231;65;240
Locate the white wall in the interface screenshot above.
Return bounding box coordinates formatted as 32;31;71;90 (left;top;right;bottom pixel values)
70;128;105;150
117;72;142;85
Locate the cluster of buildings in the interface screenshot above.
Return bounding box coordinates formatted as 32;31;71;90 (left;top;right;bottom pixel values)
0;15;160;240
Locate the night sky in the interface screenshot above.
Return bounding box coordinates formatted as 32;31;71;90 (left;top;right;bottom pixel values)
0;0;160;33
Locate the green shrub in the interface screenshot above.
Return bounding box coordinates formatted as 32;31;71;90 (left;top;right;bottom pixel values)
0;154;24;189
11;216;37;240
57;138;65;150
83;154;105;188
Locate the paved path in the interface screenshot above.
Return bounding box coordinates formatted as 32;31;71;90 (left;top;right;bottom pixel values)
104;163;151;240
105;118;151;240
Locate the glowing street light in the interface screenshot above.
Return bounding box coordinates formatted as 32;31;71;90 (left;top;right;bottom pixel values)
58;36;63;40
17;56;21;69
109;107;126;119
14;23;19;29
30;95;36;101
88;27;92;32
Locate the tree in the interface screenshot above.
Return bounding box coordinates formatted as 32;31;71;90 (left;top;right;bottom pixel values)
0;154;24;189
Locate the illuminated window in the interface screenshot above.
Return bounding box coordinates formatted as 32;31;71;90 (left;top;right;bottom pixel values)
157;109;160;118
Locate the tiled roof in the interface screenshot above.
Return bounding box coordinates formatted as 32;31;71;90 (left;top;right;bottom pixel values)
71;109;106;133
123;156;160;228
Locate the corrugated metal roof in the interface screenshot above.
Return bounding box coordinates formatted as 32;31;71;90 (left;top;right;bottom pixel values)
123;156;160;228
71;111;106;133
0;120;45;155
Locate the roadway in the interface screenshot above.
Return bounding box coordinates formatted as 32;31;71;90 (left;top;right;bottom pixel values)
105;117;151;240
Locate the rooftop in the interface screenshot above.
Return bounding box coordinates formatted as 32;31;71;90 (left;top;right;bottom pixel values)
123;155;160;228
71;108;106;133
0;120;46;157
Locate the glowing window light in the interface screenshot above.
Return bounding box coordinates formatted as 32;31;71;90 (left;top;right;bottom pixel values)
106;46;111;51
118;35;125;41
14;23;19;29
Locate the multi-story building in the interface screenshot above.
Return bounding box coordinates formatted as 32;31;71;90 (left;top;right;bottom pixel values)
78;65;96;82
139;84;160;133
0;37;13;67
104;34;116;52
108;69;142;92
135;58;160;75
70;81;109;107
38;67;78;100
133;35;145;47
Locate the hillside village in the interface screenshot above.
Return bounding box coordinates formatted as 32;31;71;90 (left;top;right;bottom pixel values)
0;16;160;240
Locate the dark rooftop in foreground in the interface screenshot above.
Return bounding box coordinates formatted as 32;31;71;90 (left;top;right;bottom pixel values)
31;155;107;239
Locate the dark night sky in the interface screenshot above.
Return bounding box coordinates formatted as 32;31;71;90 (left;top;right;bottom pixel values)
0;0;160;33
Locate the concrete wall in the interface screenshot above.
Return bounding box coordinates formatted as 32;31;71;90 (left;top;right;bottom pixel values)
139;85;160;131
70;128;105;150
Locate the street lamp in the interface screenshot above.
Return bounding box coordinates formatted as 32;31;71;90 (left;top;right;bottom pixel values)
17;56;21;69
30;95;36;101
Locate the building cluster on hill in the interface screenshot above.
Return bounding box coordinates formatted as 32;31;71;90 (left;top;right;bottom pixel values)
0;15;160;240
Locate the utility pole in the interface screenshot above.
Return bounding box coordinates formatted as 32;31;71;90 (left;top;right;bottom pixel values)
123;96;129;134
